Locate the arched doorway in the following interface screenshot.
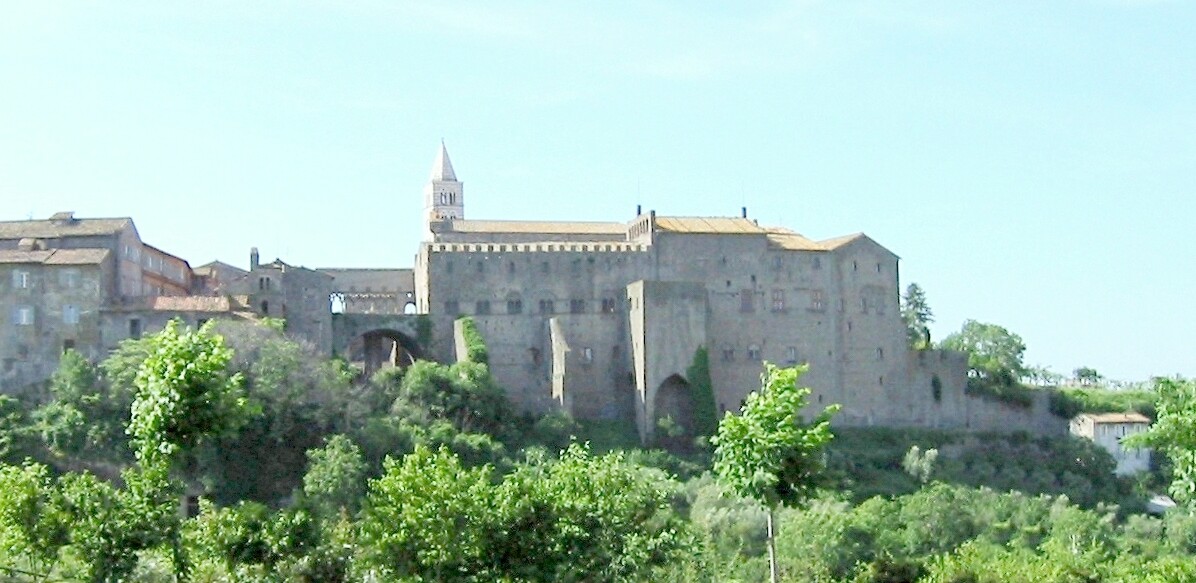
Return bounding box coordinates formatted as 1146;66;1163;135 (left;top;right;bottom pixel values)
653;374;696;450
344;329;422;380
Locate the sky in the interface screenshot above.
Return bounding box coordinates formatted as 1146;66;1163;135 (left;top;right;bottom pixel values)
1;1;1192;382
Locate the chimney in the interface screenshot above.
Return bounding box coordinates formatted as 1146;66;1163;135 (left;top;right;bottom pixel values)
636;204;642;216
741;206;747;218
250;247;260;270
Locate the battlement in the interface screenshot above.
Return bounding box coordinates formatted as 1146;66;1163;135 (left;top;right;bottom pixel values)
427;242;649;254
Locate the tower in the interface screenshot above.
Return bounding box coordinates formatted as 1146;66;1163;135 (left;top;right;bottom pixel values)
423;141;464;240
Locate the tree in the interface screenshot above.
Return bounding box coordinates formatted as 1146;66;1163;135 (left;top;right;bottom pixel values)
711;364;840;583
33;349;134;468
0;461;68;576
356;445;496;580
127;320;248;464
901;283;934;349
1126;378;1196;505
302;434;366;520
939;320;1028;385
1073;366;1104;386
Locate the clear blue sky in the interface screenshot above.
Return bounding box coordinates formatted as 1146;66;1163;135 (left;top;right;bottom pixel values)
1;2;1192;382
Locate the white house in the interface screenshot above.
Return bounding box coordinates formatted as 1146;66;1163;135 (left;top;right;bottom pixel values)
1069;412;1152;476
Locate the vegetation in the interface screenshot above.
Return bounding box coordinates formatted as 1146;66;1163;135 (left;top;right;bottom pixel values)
1127;378;1196;505
901;282;934;349
686;346;718;439
712;364;840;582
457;316;489;364
1049;386;1157;420
0;318;1189;581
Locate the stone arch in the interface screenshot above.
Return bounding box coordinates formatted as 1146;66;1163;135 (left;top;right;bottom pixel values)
653;373;696;448
344;328;422;380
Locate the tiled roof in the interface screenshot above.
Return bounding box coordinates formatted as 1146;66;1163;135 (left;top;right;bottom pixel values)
0;249;110;265
44;249;112;265
817;233;867;250
449;220;626;235
193;261;248;277
0;217;131;239
1078;412;1151;424
654;217;765;234
765;230;825;251
149;296;233;313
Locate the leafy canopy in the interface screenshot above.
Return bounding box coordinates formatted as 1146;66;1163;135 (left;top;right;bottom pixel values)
1126;377;1196;505
712;364;840;508
940;319;1028;384
128;320;248;463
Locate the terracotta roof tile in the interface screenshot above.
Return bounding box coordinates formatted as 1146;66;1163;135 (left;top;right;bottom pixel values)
1076;412;1151;424
654;217;765;234
0;218;131;239
149;296;233;313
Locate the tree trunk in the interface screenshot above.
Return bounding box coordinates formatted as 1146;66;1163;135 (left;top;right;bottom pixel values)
767;506;779;583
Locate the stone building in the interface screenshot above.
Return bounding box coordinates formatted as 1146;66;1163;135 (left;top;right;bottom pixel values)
0;213;194;392
1069;412;1152;475
410;145;1051;442
0;145;1062;442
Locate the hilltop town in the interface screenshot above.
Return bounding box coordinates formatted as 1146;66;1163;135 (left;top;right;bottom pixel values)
1;144;1060;442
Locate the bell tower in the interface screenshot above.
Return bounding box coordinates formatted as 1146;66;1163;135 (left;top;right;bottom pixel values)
423;141;464;240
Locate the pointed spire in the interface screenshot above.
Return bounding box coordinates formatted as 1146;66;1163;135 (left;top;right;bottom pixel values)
429;140;457;182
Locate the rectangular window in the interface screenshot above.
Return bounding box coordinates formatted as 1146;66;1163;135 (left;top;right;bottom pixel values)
570;299;585;314
740;289;754;312
475;300;490;315
62;339;75;352
810;289;825;311
601;298;617;313
507;299;523;314
62;305;80;324
539;300;555;314
444;300;460;314
129;318;142;339
787;346;798;364
59;269;81;289
771;289;785;312
582;347;593;363
12;270;30;289
14;306;34;326
721;348;734;362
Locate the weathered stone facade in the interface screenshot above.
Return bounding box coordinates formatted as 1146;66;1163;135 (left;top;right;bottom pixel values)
0;145;1062;442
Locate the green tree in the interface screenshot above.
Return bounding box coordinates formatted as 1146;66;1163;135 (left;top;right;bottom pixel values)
301;434;366;520
356;445;496;580
127;320;248;464
56;461;179;583
940;320;1028;385
393;360;513;438
710;364;840;583
901;283;934;349
493;444;693;581
0;461;69;576
33;350;133;468
1126;378;1196;505
1073;366;1105;386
